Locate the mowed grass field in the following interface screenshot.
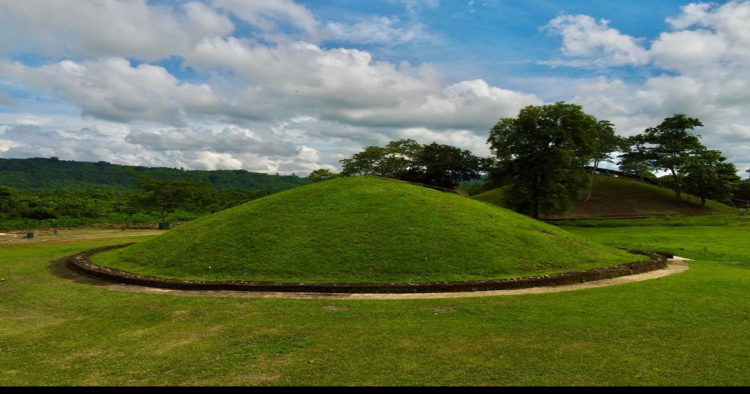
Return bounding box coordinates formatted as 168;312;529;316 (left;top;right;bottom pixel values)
1;225;749;386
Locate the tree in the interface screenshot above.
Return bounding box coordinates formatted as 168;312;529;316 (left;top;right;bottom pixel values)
308;169;341;183
622;114;705;201
339;139;485;189
410;143;486;189
734;176;750;208
0;185;19;220
584;120;626;202
618;153;656;179
340;139;423;178
130;172;214;226
487;102;598;219
682;149;739;207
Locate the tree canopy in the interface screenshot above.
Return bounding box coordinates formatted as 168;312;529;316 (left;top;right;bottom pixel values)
584;120;626;202
682;149;739;207
340;139;485;189
340;139;423;179
621;114;705;201
308;169;341;183
487;102;598;219
130;172;214;224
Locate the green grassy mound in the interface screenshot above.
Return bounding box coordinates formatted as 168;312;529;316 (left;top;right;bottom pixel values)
92;176;644;283
473;175;739;219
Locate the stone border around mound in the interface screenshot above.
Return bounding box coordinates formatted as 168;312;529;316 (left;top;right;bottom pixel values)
66;244;674;294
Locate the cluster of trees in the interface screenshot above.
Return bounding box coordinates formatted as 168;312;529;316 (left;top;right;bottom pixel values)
318;140;486;189
325;103;747;219
486;103;745;218
0;175;275;229
0;158;310;230
621;115;739;207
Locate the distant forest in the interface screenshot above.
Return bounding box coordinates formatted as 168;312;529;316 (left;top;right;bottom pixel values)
0;157;310;192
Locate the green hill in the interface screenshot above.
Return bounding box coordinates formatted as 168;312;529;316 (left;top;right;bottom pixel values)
91;176;644;283
473;175;738;219
0;157;309;191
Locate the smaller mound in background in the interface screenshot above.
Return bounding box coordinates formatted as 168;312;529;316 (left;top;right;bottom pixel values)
473;175;738;219
92;176;643;284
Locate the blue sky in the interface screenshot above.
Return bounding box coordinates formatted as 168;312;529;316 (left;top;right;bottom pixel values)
0;0;748;175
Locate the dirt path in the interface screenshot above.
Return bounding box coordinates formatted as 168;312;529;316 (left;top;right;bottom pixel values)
52;254;691;300
1;229;165;245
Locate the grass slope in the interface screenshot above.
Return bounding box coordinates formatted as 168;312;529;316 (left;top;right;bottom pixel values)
2;227;750;385
92;177;640;283
473;175;738;219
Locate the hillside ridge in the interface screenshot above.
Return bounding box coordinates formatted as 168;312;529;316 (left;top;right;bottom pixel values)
91;176;644;283
0;157;309;191
473;174;738;218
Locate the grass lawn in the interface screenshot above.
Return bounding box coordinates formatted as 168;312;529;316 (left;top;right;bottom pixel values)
1;225;749;386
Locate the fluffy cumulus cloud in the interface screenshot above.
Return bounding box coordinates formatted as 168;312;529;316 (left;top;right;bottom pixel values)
1;0;749;175
541;1;750;174
213;0;322;41
542;15;650;67
0;0;234;60
0;124;334;174
0;0;544;173
0;58;233;126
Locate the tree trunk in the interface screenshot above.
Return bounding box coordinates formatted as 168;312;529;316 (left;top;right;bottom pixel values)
532;174;540;219
701;197;706;207
670;168;682;201
584;160;598;202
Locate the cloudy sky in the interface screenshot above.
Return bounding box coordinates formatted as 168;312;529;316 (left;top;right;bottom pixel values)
0;0;749;176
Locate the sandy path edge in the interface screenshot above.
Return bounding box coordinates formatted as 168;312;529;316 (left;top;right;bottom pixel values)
50;255;691;300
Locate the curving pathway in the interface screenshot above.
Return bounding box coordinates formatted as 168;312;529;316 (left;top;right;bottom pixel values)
52;245;691;300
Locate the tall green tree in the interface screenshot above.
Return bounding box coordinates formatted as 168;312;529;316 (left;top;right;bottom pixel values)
682;149;739;207
340;139;423;178
622;114;706;201
487;102;598;219
340;139;485;189
308;169;341;183
618;152;656;178
734;175;750;208
410;143;486;189
584;120;626;202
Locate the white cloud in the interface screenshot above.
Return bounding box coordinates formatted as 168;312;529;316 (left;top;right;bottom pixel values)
0;124;335;175
184;38;542;130
0;0;234;60
650;1;750;73
0;58;231;126
650;29;729;72
213;0;321;41
2;0;748;176
542;14;650;67
326;16;430;45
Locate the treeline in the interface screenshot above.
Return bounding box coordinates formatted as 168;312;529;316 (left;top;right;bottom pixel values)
0;157;309;191
0;184;275;231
